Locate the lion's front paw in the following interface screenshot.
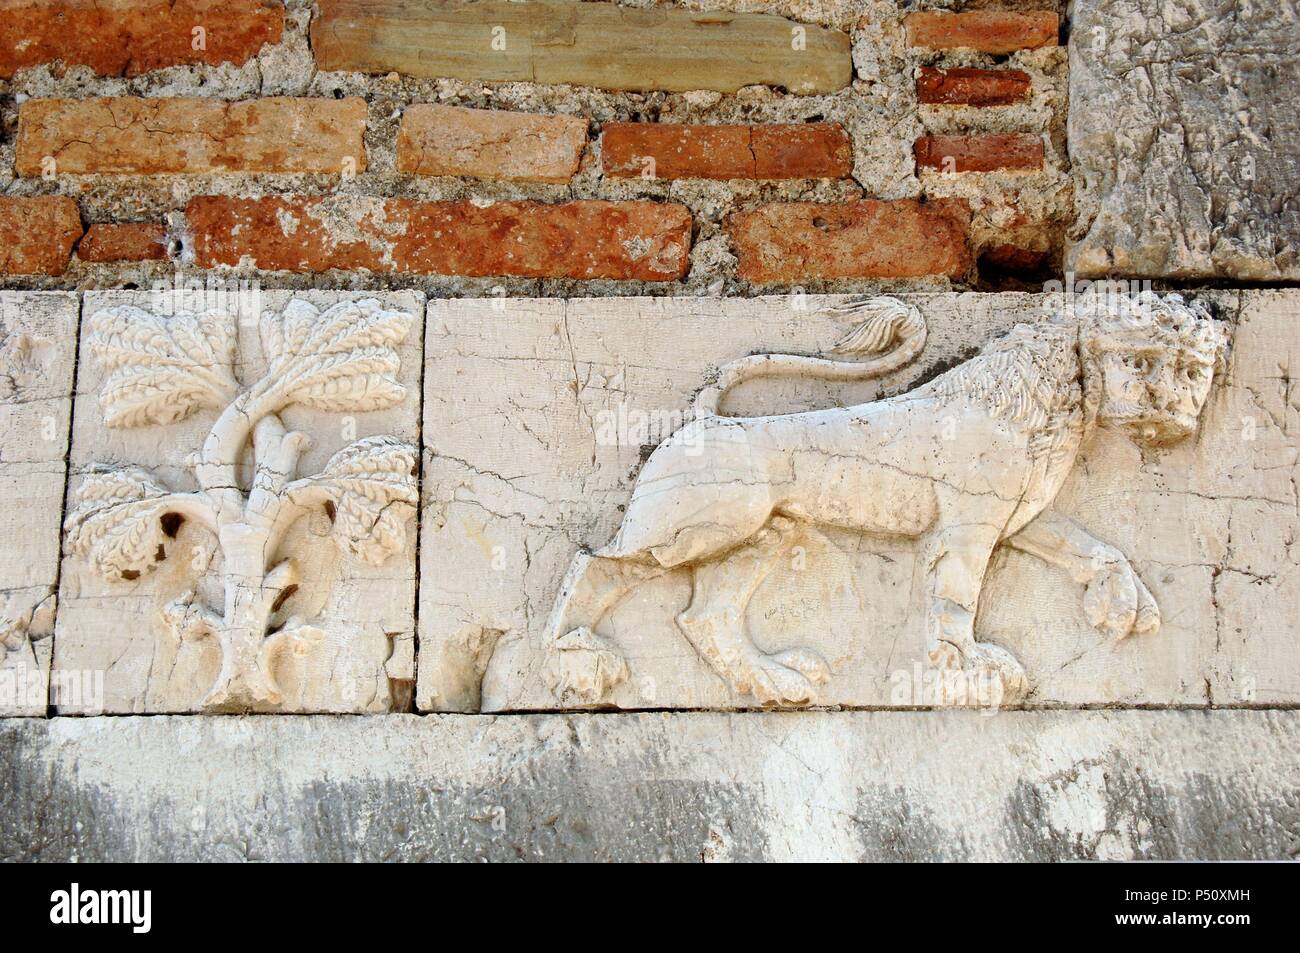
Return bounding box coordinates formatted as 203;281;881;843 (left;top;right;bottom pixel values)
1084;551;1161;640
929;641;1027;708
736;648;829;706
967;642;1028;706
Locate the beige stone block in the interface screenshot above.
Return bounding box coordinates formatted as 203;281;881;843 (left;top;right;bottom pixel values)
16;97;367;175
0;292;77;716
397;105;587;183
54;290;422;713
417;291;1296;712
313;0;852;94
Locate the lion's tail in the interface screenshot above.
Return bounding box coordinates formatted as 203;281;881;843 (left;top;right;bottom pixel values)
693;296;927;418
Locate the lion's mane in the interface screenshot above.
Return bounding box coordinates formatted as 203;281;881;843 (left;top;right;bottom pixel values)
913;321;1084;462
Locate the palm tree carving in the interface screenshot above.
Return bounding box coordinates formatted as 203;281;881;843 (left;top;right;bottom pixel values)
64;299;418;711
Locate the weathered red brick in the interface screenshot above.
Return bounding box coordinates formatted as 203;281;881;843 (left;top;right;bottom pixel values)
914;134;1044;173
906;11;1058;54
0;197;82;275
727;199;971;283
602;123;853;180
17;97;366;175
397;105;587;183
0;0;284;79
78;223;169;262
917;67;1031;107
187;196;692;280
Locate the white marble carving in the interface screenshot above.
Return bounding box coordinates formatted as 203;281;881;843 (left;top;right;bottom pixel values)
0;293;76;716
419;292;1293;712
55;292;422;713
545;293;1224;706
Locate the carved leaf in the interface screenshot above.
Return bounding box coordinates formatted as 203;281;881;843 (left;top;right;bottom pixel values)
287;436;418;566
259;299;413;414
64;467;177;582
89;306;239;428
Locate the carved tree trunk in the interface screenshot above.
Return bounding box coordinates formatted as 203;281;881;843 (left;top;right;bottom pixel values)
201;415;305;710
205;522;281;708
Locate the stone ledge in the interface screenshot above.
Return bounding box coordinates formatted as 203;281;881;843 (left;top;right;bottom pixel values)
2;710;1295;861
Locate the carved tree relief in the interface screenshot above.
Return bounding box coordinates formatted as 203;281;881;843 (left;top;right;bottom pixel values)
65;299;418;711
545;293;1228;708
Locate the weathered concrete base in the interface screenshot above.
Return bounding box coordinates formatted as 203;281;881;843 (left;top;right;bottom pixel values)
2;710;1294;861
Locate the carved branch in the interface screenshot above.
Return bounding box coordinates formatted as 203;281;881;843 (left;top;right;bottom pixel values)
284;436;419;566
64;469;214;581
246;414;312;533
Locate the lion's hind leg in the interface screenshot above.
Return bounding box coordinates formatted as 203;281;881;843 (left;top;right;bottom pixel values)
676;516;830;706
544;551;669;704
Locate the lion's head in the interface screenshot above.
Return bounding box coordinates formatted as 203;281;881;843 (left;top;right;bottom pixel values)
1078;292;1228;446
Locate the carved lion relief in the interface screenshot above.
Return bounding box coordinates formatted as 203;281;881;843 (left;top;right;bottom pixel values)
62;298;419;712
544;292;1228;708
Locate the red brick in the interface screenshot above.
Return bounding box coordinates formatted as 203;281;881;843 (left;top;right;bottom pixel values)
602;123;853;180
728;199;971;283
187;196;692;280
78;223;169;262
17;97;366;175
917;67;1031;107
914;134;1044;173
906;11;1058;54
0;0;284;79
0;197;82;275
397;105;587;183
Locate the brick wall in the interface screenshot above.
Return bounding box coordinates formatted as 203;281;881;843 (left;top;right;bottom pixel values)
0;0;1068;293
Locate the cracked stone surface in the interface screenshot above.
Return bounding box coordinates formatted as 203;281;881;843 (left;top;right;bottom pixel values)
418;291;1297;712
0;292;75;716
1067;0;1300;279
1;710;1294;861
54;290;422;713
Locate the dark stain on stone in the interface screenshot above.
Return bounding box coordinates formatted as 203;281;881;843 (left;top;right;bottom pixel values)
291;771;770;862
853;787;957;861
907;344;984;390
0;721;771;862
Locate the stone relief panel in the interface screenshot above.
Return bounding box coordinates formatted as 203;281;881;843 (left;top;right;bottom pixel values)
54;291;422;713
418;291;1297;712
976;290;1298;708
0;293;76;716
